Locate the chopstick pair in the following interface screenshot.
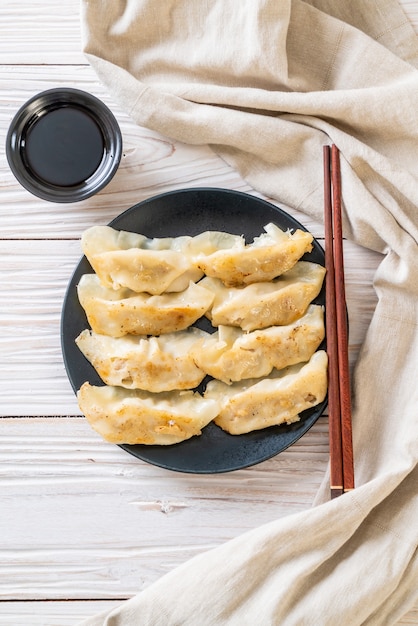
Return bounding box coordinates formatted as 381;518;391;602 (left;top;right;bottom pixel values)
323;145;354;498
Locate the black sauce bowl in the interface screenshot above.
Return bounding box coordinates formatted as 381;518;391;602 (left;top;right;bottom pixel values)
6;88;122;203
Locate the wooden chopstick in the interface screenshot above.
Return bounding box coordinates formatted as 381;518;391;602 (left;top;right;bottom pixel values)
323;144;355;498
323;145;343;498
330;145;354;494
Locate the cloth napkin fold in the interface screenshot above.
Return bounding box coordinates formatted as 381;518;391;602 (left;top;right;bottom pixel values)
79;1;418;624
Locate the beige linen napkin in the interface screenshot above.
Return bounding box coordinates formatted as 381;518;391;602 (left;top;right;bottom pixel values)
79;1;418;624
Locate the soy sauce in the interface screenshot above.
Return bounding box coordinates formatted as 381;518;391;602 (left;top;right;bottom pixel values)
24;106;105;187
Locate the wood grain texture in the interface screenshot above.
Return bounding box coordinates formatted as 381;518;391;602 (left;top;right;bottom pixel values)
0;417;329;600
0;2;84;65
0;602;416;626
0;602;123;626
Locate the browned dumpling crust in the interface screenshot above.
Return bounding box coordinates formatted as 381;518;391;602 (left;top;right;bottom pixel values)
190;305;324;384
202;261;326;331
77;383;220;445
77;275;214;337
76;327;209;392
75;222;327;446
81;225;243;294
194;224;313;286
204;351;328;435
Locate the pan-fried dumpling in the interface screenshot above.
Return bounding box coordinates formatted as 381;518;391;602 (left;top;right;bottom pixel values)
204;350;328;434
194;223;313;287
75;327;209;392
77;274;214;337
202;261;326;331
81;225;243;257
81;225;243;294
81;225;201;294
190;305;325;384
77;383;220;445
88;248;203;295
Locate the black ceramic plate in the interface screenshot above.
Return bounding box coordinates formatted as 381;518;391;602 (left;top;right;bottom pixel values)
61;188;326;473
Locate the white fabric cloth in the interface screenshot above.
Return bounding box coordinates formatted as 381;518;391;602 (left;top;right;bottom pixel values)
79;1;418;623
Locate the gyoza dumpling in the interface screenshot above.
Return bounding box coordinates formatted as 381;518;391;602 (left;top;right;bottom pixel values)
77;274;214;337
81;225;243;294
194;223;313;287
77;383;220;445
76;327;209;392
204;350;328;434
190;305;324;384
82;225;243;257
178;229;245;255
81;226;202;294
202;261;326;331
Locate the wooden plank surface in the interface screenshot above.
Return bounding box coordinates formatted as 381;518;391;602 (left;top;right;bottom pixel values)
0;416;329;600
1;603;416;626
1;0;417;624
0;2;84;65
0;602;122;625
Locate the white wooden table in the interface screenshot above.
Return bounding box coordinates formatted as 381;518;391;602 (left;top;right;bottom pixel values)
1;2;417;624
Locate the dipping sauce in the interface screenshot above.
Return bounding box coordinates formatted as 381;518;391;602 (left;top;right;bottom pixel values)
6;87;122;202
24;106;105;187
